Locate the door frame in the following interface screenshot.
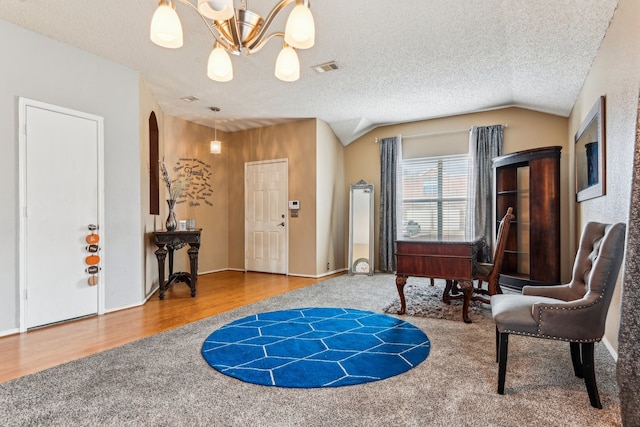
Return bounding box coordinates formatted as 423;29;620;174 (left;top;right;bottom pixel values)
18;98;106;332
244;158;289;274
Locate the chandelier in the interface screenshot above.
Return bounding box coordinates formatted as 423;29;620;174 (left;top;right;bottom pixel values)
150;0;315;82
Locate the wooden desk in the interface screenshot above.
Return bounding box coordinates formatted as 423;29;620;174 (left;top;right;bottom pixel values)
153;229;201;300
395;238;483;323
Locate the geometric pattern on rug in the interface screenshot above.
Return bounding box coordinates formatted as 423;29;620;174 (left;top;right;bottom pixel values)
383;278;493;322
201;307;430;388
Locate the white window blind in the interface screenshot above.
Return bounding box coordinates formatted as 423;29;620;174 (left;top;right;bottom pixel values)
399;154;469;240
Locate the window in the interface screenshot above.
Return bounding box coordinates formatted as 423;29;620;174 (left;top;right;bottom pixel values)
399;154;469;240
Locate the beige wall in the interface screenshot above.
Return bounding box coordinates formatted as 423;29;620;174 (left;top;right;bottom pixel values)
568;0;640;353
161;115;230;275
344;129;383;271
227;119;318;276
346;107;570;275
316;120;347;275
154;116;345;279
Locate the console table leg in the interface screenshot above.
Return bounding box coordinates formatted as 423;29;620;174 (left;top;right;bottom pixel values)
395;275;408;314
187;243;200;297
155;245;167;300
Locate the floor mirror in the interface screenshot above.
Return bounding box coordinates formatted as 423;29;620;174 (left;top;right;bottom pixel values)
348;180;374;275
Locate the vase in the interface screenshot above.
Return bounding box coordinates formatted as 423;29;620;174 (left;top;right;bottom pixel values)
166;199;177;231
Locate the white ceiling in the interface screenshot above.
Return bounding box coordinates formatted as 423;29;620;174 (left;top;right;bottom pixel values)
0;0;619;145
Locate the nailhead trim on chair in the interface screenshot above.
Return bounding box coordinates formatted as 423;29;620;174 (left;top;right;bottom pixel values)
498;227;618;343
511;267;613;342
500;267;612;342
500;329;602;343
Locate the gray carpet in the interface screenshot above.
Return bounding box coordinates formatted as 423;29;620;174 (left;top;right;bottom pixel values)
0;274;622;426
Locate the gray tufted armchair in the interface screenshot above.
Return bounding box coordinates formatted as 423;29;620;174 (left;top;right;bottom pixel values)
490;221;626;408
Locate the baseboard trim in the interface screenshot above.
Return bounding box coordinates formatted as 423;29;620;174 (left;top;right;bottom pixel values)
104;300;145;315
602;336;618;362
0;327;20;338
288;268;348;279
198;268;234;275
195;268;349;278
144;285;159;302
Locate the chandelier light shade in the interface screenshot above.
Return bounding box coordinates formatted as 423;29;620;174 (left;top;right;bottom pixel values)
150;0;183;48
207;43;233;82
150;0;315;82
210;140;222;154
210;107;222;154
275;44;300;82
284;2;315;49
197;0;234;21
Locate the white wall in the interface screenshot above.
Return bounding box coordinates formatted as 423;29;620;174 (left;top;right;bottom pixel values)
0;19;143;333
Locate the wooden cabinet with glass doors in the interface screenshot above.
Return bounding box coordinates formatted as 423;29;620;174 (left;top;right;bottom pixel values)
492;146;561;290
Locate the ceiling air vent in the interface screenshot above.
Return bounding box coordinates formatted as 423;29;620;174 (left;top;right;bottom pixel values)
181;95;199;102
312;61;339;74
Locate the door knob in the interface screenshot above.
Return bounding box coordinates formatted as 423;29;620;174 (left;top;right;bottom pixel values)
277;222;285;226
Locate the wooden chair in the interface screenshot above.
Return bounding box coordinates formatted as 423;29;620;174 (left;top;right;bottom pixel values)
471;207;515;302
443;207;515;304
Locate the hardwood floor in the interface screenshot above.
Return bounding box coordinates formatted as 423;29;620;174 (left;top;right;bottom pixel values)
0;270;339;384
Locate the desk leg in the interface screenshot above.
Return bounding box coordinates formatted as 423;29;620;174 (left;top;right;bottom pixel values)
458;280;473;324
155;244;167;300
395;275;408;314
187;242;200;297
443;280;454;304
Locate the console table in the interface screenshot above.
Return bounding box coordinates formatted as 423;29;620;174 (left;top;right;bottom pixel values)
395;238;483;323
153;229;201;299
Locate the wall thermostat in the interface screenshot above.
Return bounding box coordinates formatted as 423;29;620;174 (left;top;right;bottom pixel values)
288;200;300;210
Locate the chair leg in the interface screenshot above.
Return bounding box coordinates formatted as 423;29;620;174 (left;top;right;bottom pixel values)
497;332;509;394
581;342;602;409
570;342;583;378
495;326;499;363
494;279;503;295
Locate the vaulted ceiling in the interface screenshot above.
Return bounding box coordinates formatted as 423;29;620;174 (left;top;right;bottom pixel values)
0;0;619;145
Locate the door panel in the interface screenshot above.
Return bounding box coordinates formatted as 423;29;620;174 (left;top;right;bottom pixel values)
245;161;288;274
23;103;100;329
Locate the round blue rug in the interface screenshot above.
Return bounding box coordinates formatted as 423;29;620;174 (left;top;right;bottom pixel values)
201;307;431;388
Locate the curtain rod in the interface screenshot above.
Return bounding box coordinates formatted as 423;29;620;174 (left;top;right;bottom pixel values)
374;124;508;143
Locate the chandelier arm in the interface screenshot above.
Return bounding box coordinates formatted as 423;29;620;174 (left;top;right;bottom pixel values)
247;32;284;55
246;0;298;52
173;0;238;53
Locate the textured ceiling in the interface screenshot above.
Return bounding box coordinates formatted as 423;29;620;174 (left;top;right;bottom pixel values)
0;0;619;145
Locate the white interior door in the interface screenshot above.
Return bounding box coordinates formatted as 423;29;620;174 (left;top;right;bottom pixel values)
245;160;288;274
20;99;103;330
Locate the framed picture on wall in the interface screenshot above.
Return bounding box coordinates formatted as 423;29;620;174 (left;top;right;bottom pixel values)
575;96;606;202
